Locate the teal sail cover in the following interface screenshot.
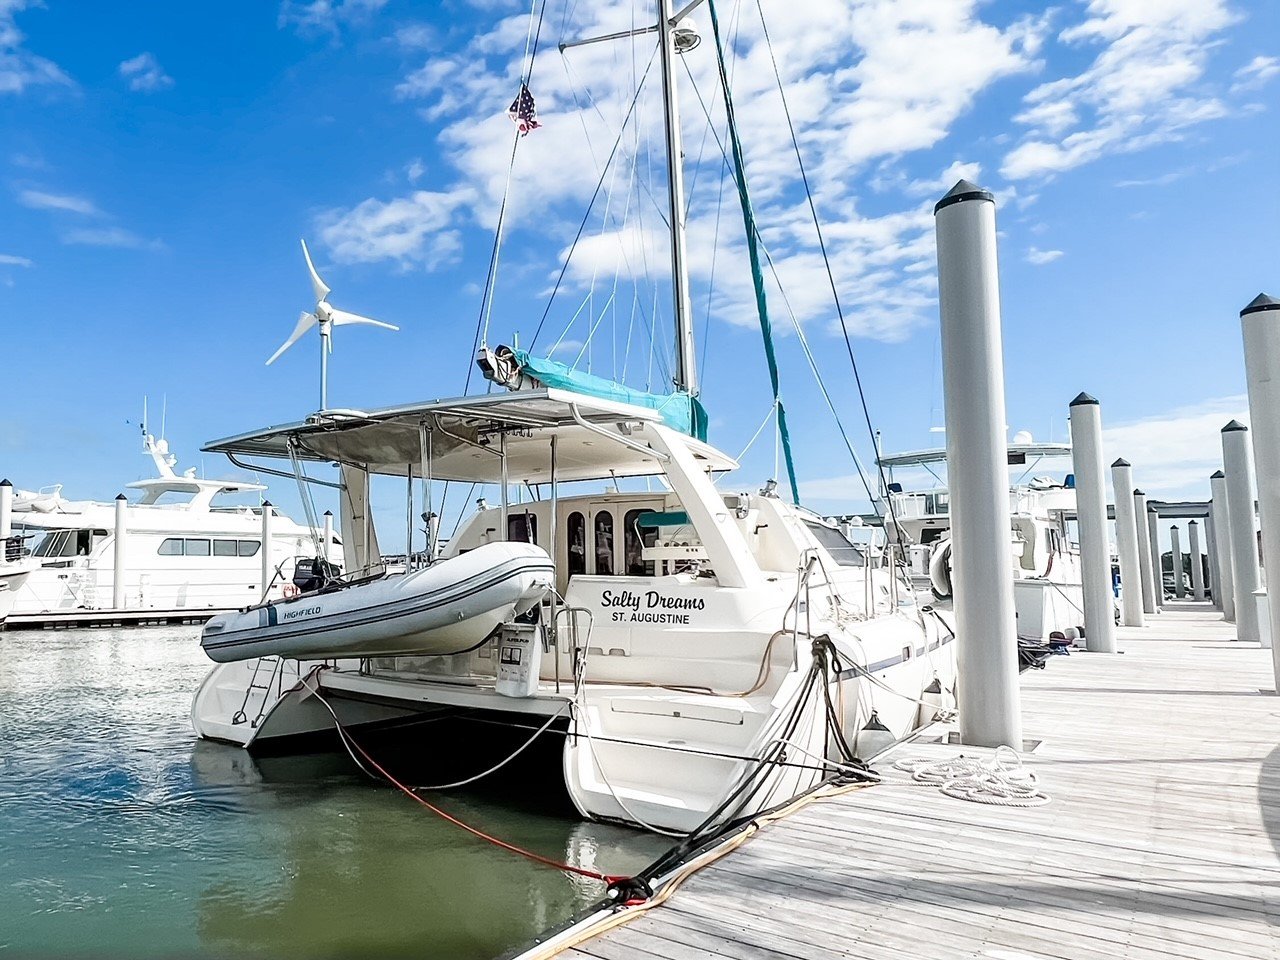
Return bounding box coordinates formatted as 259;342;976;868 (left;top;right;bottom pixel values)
709;0;800;505
512;349;708;441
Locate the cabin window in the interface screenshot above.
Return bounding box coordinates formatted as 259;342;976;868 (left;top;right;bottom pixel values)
184;539;211;557
508;512;537;545
623;510;657;577
213;539;239;557
158;537;184;556
566;512;586;576
238;540;261;557
593;512;614;575
803;521;865;567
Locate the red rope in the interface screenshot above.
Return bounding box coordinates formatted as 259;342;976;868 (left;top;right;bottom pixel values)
335;716;628;887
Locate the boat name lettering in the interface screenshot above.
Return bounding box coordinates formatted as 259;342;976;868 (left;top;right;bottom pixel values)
282;605;322;621
599;589;705;612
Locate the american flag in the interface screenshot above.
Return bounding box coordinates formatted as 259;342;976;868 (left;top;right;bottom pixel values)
508;83;542;136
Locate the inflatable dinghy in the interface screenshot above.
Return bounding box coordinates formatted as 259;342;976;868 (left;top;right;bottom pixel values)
201;541;555;663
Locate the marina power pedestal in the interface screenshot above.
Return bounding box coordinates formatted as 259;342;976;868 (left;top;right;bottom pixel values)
495;622;543;698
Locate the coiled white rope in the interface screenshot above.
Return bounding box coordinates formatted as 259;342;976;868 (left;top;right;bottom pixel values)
892;745;1050;807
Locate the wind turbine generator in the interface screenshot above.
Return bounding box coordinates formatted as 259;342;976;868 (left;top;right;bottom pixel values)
267;239;398;410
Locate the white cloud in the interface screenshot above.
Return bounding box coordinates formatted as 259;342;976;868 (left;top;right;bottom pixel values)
1002;0;1239;181
906;160;982;197
316;188;473;268
327;1;1050;353
404;158;425;183
118;52;173;92
61;227;161;249
1231;55;1279;94
0;0;71;95
1025;246;1064;265
278;0;387;37
1101;395;1248;497
0;252;32;266
17;188;99;215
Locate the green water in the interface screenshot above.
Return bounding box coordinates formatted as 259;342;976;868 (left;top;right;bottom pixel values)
0;627;671;959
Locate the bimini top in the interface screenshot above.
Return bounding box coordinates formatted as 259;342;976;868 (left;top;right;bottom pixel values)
202;388;737;484
878;442;1072;469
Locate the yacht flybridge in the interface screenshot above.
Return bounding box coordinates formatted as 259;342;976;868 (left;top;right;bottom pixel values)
192;386;955;832
879;441;1088;642
4;433;328;628
190;0;958;834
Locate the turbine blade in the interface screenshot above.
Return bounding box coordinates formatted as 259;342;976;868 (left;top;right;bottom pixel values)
300;239;331;303
266;311;318;365
328;307;399;331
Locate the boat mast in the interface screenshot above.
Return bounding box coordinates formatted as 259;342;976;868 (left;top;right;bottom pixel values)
657;0;697;397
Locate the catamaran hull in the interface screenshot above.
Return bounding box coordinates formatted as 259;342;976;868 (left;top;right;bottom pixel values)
200;542;555;663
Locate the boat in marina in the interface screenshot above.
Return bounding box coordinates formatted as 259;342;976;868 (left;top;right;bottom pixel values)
189;0;958;836
3;431;330;628
878;440;1088;642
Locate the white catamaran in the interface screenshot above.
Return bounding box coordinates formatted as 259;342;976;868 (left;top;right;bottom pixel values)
191;0;958;834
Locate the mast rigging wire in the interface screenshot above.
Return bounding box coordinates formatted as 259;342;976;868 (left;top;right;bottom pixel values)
753;0;907;552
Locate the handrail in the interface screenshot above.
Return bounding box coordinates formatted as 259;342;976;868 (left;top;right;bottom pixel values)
569;403;670;462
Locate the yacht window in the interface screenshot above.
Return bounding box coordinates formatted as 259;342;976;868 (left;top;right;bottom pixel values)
803;521;865;567
508;512;537;545
213;539;238;557
184;539;211;556
566;512;586;576
623;510;657;577
158;537;184;556
238;540;261;557
33;530;75;558
593;512;614;575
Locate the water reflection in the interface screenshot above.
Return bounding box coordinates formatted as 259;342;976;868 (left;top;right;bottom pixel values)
0;628;670;959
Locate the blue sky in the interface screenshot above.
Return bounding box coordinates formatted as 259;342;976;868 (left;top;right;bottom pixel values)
2;0;1277;547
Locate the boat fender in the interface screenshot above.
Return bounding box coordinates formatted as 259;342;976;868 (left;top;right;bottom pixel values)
929;539;954;601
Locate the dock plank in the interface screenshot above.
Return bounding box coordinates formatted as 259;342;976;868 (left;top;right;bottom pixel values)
550;606;1280;960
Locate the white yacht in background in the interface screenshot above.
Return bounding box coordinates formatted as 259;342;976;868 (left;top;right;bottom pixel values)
878;438;1086;642
5;432;332;629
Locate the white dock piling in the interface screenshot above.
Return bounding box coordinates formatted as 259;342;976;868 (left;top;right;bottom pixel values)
934;179;1022;748
1069;394;1118;653
1205;513;1222;611
1111;460;1145;626
0;479;11;556
112;494;127;609
1188;520;1205;601
323;510;334;564
1147;509;1163;610
1171;525;1184;599
1222;421;1262;643
1239;292;1280;687
1133;489;1158;615
261;501;274;601
1211;472;1237;622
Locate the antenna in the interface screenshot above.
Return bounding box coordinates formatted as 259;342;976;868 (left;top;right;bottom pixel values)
266;239;400;410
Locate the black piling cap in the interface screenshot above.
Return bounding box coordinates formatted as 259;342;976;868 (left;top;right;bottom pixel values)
262;500;273;507
934;179;994;214
1211;470;1225;479
1189;519;1198;526
1222;420;1248;433
1070;392;1099;407
1241;293;1280;317
323;509;333;516
1133;489;1145;497
0;478;10;487
1112;458;1130;468
115;493;128;501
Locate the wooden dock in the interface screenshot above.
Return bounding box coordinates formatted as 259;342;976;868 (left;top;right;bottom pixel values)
535;604;1280;960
